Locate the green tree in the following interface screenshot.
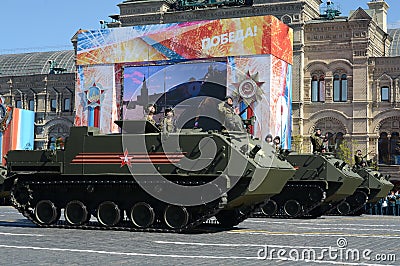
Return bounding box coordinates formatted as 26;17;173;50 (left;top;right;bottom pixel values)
336;139;354;165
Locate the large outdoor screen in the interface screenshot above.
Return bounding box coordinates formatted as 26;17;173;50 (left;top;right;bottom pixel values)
75;15;293;148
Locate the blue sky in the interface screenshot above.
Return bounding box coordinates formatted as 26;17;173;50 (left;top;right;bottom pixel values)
335;0;400;28
0;0;399;54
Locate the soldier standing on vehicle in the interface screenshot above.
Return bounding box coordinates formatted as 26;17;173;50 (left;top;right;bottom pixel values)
310;128;324;153
354;149;367;167
160;107;175;133
217;96;242;131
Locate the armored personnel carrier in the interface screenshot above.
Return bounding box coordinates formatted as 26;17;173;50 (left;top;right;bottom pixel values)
5;120;295;232
258;153;363;218
355;167;393;205
303;155;366;218
325;167;393;216
352;167;393;216
327;187;369;216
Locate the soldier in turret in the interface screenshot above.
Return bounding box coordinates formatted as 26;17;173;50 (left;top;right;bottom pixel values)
354;149;367;167
145;103;157;127
217;96;242;131
265;134;273;146
273;136;281;152
160;107;175;133
310;128;324;153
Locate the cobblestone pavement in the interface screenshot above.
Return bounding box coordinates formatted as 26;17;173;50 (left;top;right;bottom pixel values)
0;206;398;265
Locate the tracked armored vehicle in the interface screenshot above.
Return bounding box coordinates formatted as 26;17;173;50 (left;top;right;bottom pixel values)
5;120;295;232
326;186;369;216
355;167;393;205
303;155;365;217
326;167;393;216
350;167;393;216
258;153;363;218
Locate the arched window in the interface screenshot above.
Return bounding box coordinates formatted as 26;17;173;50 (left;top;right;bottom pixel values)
381;86;389;101
341;74;348;100
378;132;390;164
311;75;325;102
15;100;22;109
29;99;34;111
64;98;71;112
51;99;57;111
390;132;400;165
311;76;318;102
333;74;347;102
281;15;292;25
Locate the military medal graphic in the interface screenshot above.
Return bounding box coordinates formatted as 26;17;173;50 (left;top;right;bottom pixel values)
232;70;265;103
239;79;258;99
231;71;265;134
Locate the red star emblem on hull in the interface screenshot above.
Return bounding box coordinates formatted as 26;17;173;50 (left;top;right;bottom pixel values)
120;149;133;167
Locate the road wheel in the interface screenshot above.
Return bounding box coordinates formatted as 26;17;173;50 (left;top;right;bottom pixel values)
284;200;302;217
97;201;121;227
261;200;278;216
35;200;59;225
164;205;189;229
65;200;89;226
130;202;155;228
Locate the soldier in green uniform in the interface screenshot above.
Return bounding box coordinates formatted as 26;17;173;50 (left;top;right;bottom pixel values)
145;103;157;127
310;128;324;153
273;136;281;152
160;107;175;133
354;149;367;167
217;96;243;131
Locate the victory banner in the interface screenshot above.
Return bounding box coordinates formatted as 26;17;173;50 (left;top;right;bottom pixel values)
77;15;292;65
75;15;293;148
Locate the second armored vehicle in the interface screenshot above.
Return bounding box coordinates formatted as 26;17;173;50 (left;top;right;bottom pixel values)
351;167;394;216
258;153;363;218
